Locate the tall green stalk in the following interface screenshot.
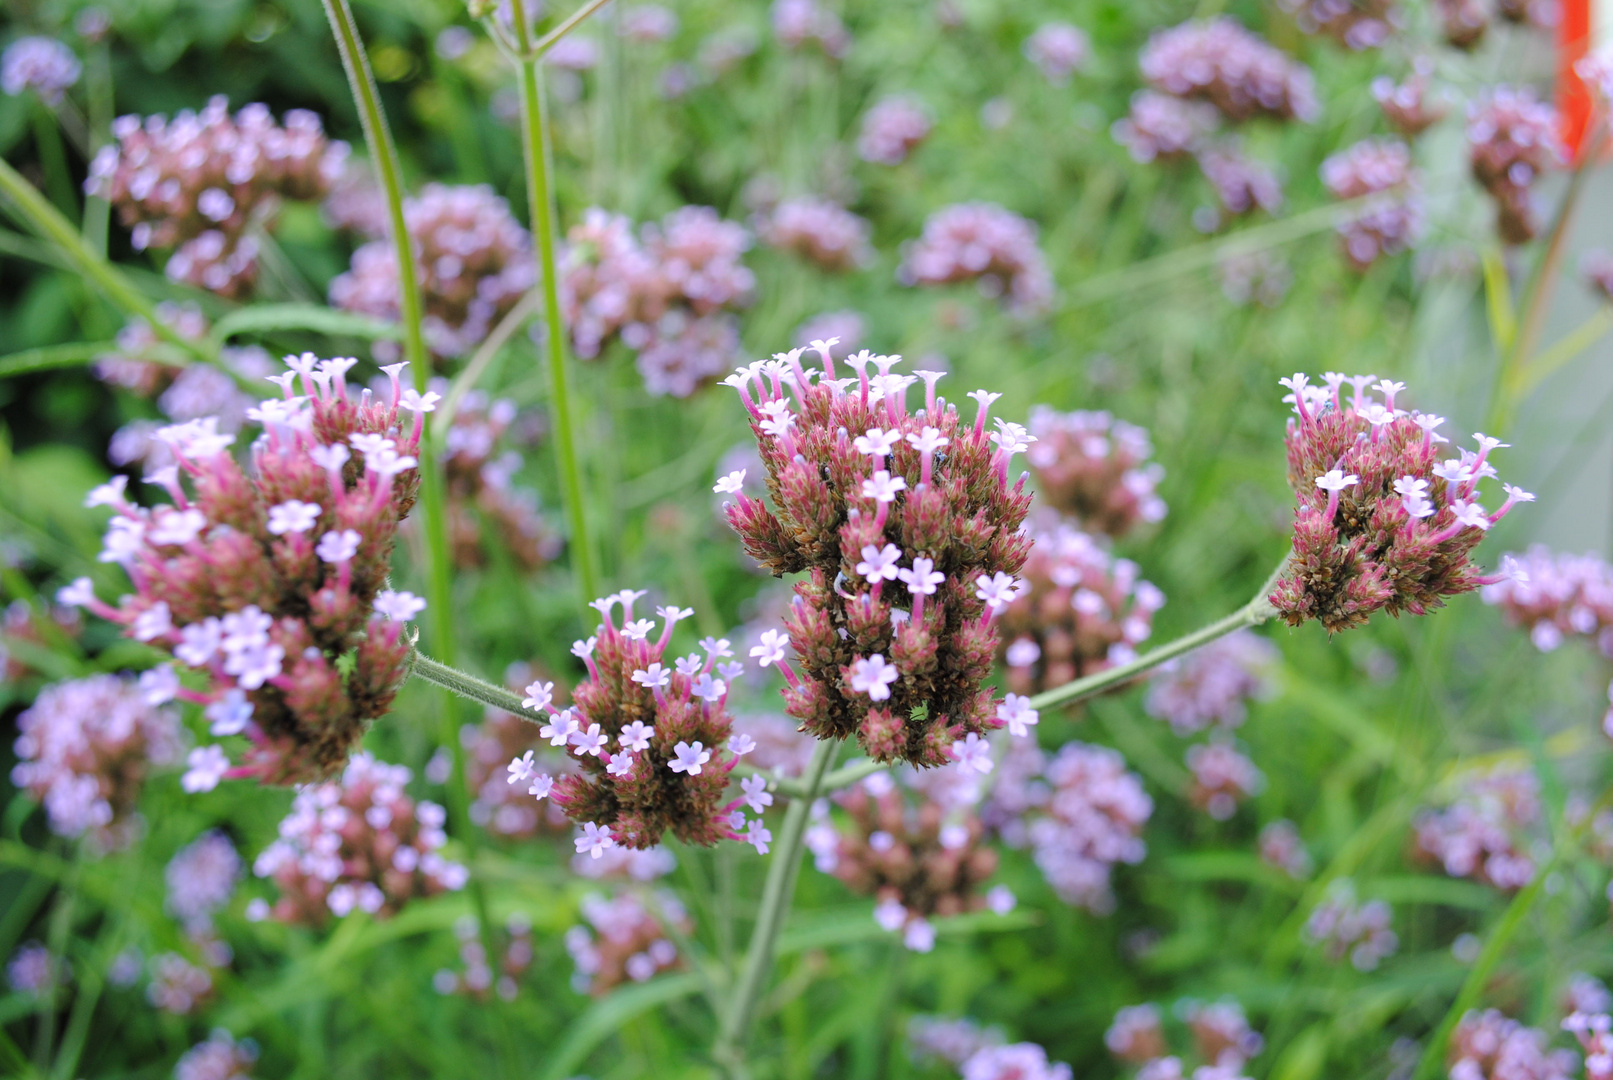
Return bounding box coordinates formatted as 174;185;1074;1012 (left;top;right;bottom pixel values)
506;0;602;611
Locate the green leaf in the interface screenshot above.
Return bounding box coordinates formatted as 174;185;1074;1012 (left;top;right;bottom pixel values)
0;342;121;379
1270;1023;1329;1080
208;303;403;346
536;973;704;1080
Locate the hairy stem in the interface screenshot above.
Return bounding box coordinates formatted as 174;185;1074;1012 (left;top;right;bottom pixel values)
712;738;839;1075
410;652;530;718
508;0;602;611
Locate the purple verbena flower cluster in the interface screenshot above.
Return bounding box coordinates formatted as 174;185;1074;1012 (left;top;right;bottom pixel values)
1257;819;1313;878
1107;1000;1265;1079
250;752;466;926
898;203;1054;314
11;674;183;850
771;0;849;58
1564;1012;1613;1080
720;344;1035;765
908;1015;1004;1068
1185;741;1263;820
1321;137;1425;269
1303;880;1398;969
1449;1009;1577;1080
996;517;1163;696
175;1030;258;1080
6;942;61;995
858;96;933;165
1107;1004;1170;1064
1145;630;1277;735
166;829;243;932
463;691;575;839
1;36;81;103
1414;763;1540;890
1278;0;1402;50
1022;23;1089;84
433;914;534;1001
1372;60;1448;138
1112;91;1221;163
87;97;346;297
1024;406;1167;538
1466;88;1565;244
330;183;536;358
564;892;687;995
148;951;215;1014
1195;145;1284;220
959;1043;1074;1080
438;386;561;572
1270;372;1528;632
757;196;873;272
1139;18;1319;123
1482;545;1613;655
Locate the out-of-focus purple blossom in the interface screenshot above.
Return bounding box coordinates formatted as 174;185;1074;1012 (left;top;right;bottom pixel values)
771;0;849;58
1024;408;1166;538
1497;0;1559;29
546;37;599;70
997;517;1163;695
1564;1010;1613;1080
7;942;61;994
1584;250;1613;303
620;5;678;42
330;183;536;358
565;892;687;995
92;303;210;398
1182;1000;1265;1069
699;26;760;75
636;311;745;398
730;712;816;777
438;386;561;571
1258;819;1313;878
570;843;677;880
252;752;466;926
858;97;932;165
1467;87;1564;244
1321;137;1424;270
1112;91;1220;163
1022;23;1089;84
1;36;81;103
757;197;872;271
1278;0;1401;50
1185;741;1263;820
12;674;183;850
1482;545;1613;656
1436;0;1490;49
1145;631;1277;735
463;696;575;838
321;159;390;238
1106;1003;1169;1064
1449;1009;1577;1080
1303;880;1398;969
899;203;1054;314
1139;18;1319;123
1372;60;1448;138
909;1015;1004;1067
434;914;534;1001
166;829;243;930
1196;145;1284;220
960;1042;1074;1080
1217;251;1292;307
147;952;213;1013
1565;973;1613;1017
793;310;865;360
1414;762;1540;890
175;1029;258;1080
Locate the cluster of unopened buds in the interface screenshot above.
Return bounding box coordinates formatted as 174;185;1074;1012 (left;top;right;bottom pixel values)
560;205;754;396
1185;742;1263;820
1481;545;1613;655
898;204;1055;315
330;183;536;358
506;592;771;853
62;352;430;786
1321;137;1425;270
249;752;467;925
813;775;1010;952
1278;0;1401;49
1024;407;1167;538
756;197;873;272
1138;18;1319;124
1450;1009;1578;1080
1270;372;1529;633
1303;880;1398;970
995;517;1163;696
1106;1000;1265;1080
1466;87;1564;244
564;892;688;995
1022;22;1089;84
86;96;346;297
433;914;534;1001
718;340;1036;765
1145;631;1276;735
436;386;561;572
1414;763;1540;890
857;96;932;165
11;673;184;850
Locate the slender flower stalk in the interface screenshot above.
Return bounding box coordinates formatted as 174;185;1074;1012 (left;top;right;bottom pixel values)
505;0;602;610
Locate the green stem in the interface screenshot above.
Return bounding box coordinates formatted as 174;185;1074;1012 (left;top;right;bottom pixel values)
508;0;602;611
529;0;614;59
712;738;839;1075
410;651;530;718
29;102;76;219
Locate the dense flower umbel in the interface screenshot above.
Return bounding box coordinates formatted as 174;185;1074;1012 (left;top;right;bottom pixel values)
564;892;688;995
1466;88;1565;245
1022;23;1089;84
1414;763;1540;890
86;97;346;298
1436;0;1491;49
1269;372;1529;633
330;183;536;358
757;197;873;272
64;353;427;785
857;96;933;165
11;674;184;850
175;1030;258;1080
1279;0;1400;49
898;203;1054;314
1321;138;1425;270
251;753;466;926
437;386;561;572
1482;546;1613;655
1139;18;1320;124
1303;880;1398;969
1450;1010;1577;1080
1373;61;1448;138
820;776;1003;952
996;518;1163;696
1112;91;1221;163
1;36;81;103
719;342;1035;765
1024;407;1167;538
513;594;761;850
1145;631;1277;735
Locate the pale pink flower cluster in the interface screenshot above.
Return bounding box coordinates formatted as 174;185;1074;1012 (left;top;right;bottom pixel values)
462;701;575;839
757;197;873;272
11;673;183;850
1482;545;1613;655
1303;880;1398;969
166;829;244;932
1450;1009;1576;1080
330;183;536;358
1278;0;1401;50
250;752;467;926
1321;137;1425;269
1195;145;1284;220
1024;406;1167;538
6;942;60;994
899;203;1054;314
1185;742;1263;820
1257;819;1313;878
432;914;534;1001
1138;18;1319;123
1414;763;1540;890
857;96;933;165
1564;1011;1613;1080
564;892;687;995
1145;631;1277;735
148;952;215;1013
1;36;81;103
175;1030;258;1080
771;0;849;58
1108;1000;1265;1079
1112;91;1221;163
1022;23;1089;84
908;1015;1004;1067
1466;87;1565;244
